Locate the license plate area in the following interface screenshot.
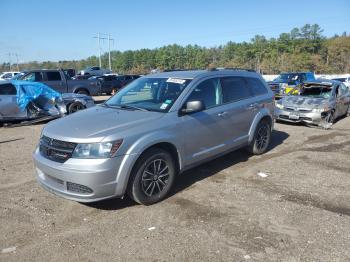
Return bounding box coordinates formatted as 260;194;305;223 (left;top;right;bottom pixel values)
289;112;300;120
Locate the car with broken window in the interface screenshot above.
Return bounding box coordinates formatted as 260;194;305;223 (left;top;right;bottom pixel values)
0;81;95;123
33;68;274;205
275;80;350;127
268;72;316;99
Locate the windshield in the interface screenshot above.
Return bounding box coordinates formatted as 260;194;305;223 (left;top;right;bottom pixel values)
300;86;332;98
105;77;192;112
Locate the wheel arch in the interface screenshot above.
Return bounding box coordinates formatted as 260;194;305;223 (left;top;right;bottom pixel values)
248;109;273;144
73;86;90;95
115;135;183;197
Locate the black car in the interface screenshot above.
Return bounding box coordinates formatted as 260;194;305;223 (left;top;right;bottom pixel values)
91;74;141;95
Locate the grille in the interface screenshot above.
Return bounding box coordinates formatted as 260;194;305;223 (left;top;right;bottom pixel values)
285;107;312;113
39;136;77;163
67;182;93;194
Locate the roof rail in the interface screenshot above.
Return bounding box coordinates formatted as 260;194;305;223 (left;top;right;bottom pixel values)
163;68;202;72
208;67;256;72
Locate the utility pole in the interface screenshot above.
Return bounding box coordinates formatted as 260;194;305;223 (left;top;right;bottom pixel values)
108;34;111;71
7;53;12;71
14;53;19;71
93;33;114;70
93;33;102;68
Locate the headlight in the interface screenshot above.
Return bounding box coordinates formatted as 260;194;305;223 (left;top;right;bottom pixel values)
312;107;329;113
275;103;284;109
72;139;123;159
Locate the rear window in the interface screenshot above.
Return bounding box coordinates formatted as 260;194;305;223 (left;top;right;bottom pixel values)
220;77;252;103
46;72;62;81
246;77;268;96
0;83;17;95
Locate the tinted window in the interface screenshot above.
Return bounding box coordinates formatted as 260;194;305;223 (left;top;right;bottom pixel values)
22;72;43;81
91;67;100;70
220;77;252;103
187;78;220;109
0;83;17;95
246;77;268;96
46;72;62;81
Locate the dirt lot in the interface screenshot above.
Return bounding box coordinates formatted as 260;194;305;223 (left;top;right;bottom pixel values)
1;113;350;261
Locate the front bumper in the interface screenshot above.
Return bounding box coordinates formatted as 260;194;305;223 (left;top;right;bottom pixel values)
33;147;135;202
274;108;324;125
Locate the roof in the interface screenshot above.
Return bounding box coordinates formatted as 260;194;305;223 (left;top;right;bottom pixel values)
145;70;208;79
145;69;258;79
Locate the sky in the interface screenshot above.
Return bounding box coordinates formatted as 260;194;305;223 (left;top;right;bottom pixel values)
0;0;349;64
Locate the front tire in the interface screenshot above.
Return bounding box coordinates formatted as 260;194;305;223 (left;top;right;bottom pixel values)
324;110;335;124
247;119;271;155
127;148;176;205
67;102;85;114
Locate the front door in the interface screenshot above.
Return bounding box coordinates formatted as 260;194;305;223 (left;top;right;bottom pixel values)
179;78;230;165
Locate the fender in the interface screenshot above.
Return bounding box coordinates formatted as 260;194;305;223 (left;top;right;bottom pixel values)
248;108;274;144
114;130;183;196
72;85;89;93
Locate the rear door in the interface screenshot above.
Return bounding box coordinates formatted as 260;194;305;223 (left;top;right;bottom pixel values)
42;71;66;93
0;83;21;118
217;76;258;146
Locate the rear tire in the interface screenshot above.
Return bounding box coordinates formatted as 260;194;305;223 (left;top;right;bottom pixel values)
76;90;89;95
127;148;176;205
247;119;271;155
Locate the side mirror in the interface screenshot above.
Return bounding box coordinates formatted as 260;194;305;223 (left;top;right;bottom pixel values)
180;100;205;115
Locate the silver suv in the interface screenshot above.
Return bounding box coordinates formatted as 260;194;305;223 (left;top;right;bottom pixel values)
33;69;274;205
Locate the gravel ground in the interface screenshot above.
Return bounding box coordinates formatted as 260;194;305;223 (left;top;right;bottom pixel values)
1;110;350;261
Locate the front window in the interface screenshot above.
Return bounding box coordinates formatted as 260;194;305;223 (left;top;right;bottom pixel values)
21;72;43;82
274;73;301;83
105;77;191;112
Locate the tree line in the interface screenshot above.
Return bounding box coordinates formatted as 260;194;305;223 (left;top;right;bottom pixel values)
2;24;350;75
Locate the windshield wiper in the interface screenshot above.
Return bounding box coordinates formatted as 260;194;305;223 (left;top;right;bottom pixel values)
120;104;149;111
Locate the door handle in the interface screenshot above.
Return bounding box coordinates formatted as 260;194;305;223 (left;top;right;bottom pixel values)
247;103;259;109
217;111;228;117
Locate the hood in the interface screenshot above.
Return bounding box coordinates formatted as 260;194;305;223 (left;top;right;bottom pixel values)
280;95;328;110
62;93;88;99
43;106;164;142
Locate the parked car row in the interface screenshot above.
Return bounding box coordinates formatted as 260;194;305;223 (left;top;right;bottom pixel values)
1;68;349;206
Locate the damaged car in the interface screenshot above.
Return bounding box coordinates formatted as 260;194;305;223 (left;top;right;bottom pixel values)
275;80;350;127
0;80;94;123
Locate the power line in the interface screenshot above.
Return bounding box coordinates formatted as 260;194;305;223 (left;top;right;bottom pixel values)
93;33;115;70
